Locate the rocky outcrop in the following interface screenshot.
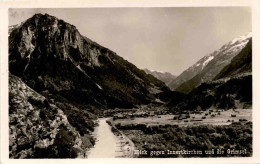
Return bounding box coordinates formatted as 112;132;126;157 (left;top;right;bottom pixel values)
9;73;93;158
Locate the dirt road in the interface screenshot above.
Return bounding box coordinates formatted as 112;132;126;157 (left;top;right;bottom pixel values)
87;118;124;158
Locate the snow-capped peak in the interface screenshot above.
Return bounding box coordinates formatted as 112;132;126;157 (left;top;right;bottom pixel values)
217;32;252;56
190;32;251;71
230;32;252;45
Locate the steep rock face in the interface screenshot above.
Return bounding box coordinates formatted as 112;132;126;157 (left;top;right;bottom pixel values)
143;68;176;86
9;74;92;158
168;33;252;94
9;13;168;109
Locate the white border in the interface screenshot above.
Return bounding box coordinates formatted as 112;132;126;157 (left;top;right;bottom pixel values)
1;0;260;164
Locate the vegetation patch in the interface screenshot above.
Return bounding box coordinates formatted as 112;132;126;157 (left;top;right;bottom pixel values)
116;122;252;157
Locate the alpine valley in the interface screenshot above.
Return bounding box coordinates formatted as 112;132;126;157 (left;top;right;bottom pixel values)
8;13;252;158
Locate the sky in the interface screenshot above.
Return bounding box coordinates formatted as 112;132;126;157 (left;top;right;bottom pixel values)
9;8;251;75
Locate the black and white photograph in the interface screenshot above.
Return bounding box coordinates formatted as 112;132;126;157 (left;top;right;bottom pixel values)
1;1;259;162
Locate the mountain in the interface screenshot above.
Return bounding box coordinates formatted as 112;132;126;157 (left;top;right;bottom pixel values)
9;13;169;110
168;32;252;94
167;39;253;112
143;68;176;86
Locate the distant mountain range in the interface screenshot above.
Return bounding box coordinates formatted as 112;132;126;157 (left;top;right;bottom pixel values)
143;68;176;86
168;32;252;94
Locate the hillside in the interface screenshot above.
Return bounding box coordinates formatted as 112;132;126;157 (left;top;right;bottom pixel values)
168;74;252;112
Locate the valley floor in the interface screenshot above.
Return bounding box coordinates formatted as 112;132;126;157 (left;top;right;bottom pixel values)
110;108;252;158
86;109;252;158
113;109;252;127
